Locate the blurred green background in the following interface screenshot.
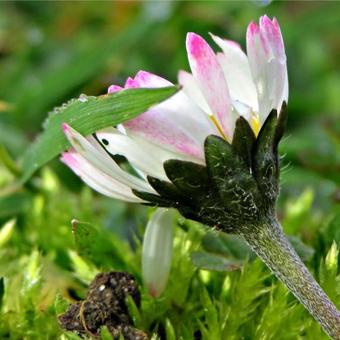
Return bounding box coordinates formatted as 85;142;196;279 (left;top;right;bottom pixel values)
0;1;339;338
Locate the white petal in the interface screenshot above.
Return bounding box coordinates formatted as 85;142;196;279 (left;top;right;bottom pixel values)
61;151;144;202
62;124;155;193
159;90;217;147
126;131;205;166
96;128;170;180
142;208;175;297
232;100;252;121
178;70;211;114
211;34;258;111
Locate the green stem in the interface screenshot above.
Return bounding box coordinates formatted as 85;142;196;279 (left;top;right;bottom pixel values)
239;217;340;339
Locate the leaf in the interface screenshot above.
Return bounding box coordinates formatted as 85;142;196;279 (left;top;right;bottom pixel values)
191;251;242;272
201;231;255;261
71;219;127;270
21;86;178;182
201;231;233;257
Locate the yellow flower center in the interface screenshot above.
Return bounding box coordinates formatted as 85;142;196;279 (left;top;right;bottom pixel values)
208;112;261;142
250;113;261;137
209;114;229;142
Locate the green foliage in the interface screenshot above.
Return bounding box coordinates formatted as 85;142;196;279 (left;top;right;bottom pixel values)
0;168;338;339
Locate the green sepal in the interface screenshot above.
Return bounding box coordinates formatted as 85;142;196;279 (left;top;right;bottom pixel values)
204;135;233;174
147;176;185;201
146;165;229;229
163;160;210;195
253;109;279;205
204;135;260;215
254;109;278;163
232;116;256;169
274;101;288;150
204;134;250;179
131;189;174;207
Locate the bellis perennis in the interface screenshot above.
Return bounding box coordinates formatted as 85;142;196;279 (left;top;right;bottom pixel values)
61;15;288;205
60;15;288;298
59;17;340;336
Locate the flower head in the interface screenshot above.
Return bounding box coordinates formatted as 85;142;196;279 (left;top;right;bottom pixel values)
62;16;288;205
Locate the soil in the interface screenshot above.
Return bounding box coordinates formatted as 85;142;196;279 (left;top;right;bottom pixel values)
58;271;148;339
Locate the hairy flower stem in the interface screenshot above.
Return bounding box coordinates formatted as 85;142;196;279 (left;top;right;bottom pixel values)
239;217;340;339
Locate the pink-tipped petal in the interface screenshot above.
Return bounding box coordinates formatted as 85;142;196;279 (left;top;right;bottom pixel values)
125;71;172;89
133;70;172;87
108;85;123;93
246;16;288;122
60;151;79;169
62;122;70;133
61;151;144;202
259;15;285;62
247;22;260;41
125;77;138;88
186;32;233;139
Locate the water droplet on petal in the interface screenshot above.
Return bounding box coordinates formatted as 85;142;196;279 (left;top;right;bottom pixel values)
78;94;88;103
